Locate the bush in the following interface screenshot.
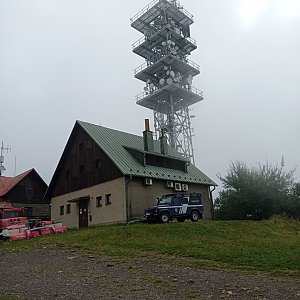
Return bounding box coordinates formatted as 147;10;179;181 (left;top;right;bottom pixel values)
215;159;299;220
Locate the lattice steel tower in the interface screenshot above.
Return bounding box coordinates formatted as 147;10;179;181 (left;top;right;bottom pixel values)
130;0;203;164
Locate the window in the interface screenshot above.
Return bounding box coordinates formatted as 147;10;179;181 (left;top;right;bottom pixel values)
26;187;33;199
96;196;102;207
66;204;71;214
105;194;112;206
171;197;181;206
60;205;64;215
181;197;189;205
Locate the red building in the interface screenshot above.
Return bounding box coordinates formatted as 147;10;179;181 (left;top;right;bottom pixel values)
0;169;49;218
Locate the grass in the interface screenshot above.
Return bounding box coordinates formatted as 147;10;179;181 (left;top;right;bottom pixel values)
0;295;19;300
1;218;299;276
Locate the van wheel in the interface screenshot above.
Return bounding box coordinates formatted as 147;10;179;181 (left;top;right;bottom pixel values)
160;212;170;223
190;210;200;222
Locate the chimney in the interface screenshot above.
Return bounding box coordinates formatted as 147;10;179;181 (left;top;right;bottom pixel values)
143;119;154;152
159;129;168;155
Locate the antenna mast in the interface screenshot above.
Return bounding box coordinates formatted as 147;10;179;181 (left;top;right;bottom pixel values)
0;142;11;176
131;0;203;164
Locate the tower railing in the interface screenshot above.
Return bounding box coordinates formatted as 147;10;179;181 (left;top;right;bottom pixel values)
135;83;203;102
130;0;159;24
130;0;194;24
133;54;200;75
132;29;197;49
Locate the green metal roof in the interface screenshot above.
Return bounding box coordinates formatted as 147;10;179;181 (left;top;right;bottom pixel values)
78;120;216;186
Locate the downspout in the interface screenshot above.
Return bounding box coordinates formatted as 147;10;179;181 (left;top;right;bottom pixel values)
209;186;216;220
125;175;133;223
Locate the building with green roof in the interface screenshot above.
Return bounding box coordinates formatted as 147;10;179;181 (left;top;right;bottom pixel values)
46;120;216;228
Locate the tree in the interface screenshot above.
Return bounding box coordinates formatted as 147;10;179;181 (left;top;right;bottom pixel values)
214;159;298;220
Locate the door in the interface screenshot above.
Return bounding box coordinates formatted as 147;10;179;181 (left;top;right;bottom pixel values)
79;199;89;228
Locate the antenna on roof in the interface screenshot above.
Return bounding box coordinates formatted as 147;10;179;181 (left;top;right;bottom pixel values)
0;141;11;176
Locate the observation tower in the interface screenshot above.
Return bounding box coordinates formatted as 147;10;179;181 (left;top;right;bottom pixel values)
130;0;203;164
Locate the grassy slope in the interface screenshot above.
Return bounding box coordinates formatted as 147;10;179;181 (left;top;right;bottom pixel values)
1;218;299;276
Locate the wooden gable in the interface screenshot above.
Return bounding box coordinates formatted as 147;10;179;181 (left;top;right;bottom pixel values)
51;123;123;198
2;169;48;205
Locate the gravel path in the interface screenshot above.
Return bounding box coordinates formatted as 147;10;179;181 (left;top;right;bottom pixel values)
0;247;299;300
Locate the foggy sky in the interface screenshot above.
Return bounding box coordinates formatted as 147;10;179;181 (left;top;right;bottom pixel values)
0;0;299;190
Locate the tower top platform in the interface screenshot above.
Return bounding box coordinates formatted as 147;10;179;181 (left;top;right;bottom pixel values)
130;0;193;34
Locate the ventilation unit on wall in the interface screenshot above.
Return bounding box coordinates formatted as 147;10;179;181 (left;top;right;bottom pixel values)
144;178;153;186
174;182;182;191
166;181;174;188
182;184;189;192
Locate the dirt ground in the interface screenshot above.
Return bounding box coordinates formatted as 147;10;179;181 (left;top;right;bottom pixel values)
0;247;299;300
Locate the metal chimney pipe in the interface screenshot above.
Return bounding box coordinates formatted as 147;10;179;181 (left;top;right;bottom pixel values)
143;119;154;152
145;119;150;131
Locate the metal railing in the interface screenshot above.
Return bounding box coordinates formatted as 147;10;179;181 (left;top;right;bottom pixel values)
132;36;146;49
133;53;200;75
130;0;193;24
132;26;197;50
130;0;159;24
135;83;203;102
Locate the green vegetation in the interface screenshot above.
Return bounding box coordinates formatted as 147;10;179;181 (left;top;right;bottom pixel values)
0;294;19;300
215;159;300;220
1;218;299;276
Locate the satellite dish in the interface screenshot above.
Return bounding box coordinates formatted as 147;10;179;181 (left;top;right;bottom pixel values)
164;66;169;70
166;70;170;75
170;70;175;78
159;78;165;85
147;79;151;84
166;77;173;85
175;46;179;50
162;41;167;46
144;86;148;91
178;74;183;81
149;83;154;89
172;41;175;46
175;28;180;34
170;48;177;55
167;40;172;45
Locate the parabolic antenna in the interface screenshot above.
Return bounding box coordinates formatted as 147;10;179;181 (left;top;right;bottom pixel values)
170;70;175;78
166;77;173;85
149;83;154;89
170;48;177;55
164;66;169;70
162;41;167;46
159;78;165;85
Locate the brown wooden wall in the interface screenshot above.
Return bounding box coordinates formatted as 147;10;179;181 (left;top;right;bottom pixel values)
52;125;123;197
4;171;48;205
